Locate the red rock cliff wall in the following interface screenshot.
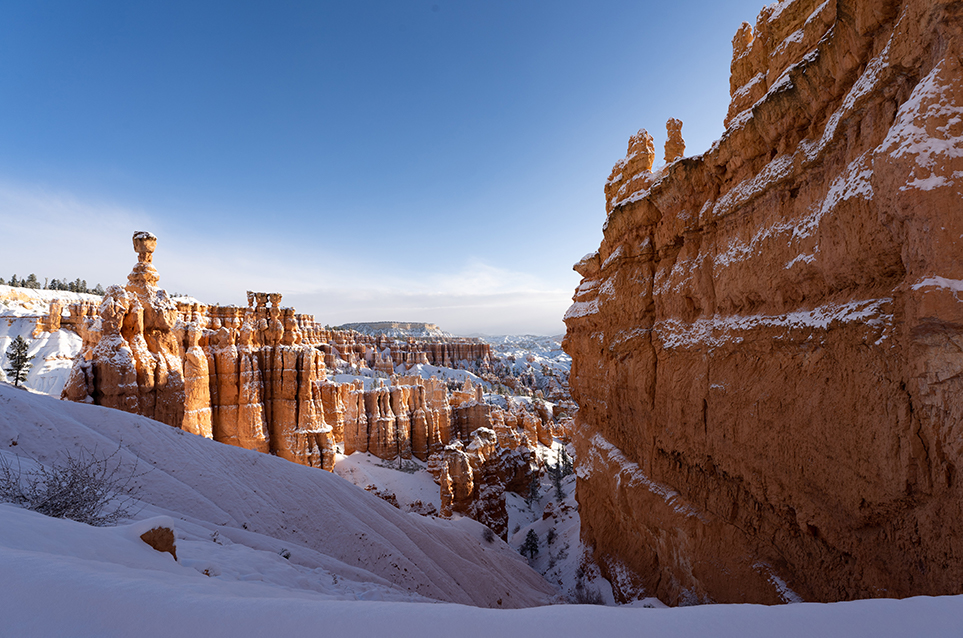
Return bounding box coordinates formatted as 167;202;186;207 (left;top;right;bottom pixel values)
564;0;963;606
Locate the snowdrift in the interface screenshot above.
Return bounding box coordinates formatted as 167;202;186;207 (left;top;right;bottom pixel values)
0;382;555;608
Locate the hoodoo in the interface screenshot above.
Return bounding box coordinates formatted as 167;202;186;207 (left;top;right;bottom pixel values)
53;232;564;538
564;0;963;605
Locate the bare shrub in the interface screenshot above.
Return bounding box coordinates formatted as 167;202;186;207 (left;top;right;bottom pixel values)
0;446;143;526
482;526;496;543
570;578;605;605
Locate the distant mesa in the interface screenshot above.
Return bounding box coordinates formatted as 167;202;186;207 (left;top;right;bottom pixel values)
340;321;451;339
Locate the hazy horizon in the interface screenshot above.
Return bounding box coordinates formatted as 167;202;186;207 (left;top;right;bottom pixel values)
0;0;768;335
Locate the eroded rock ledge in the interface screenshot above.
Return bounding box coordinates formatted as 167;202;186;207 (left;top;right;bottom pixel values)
564;0;963;605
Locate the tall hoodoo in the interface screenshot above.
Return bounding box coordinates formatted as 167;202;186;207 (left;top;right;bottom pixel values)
58;232;557;536
664;118;685;163
564;0;963;606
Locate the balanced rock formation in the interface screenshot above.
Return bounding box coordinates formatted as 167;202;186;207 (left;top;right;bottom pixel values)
565;0;963;606
57;232;559;534
64;233;337;470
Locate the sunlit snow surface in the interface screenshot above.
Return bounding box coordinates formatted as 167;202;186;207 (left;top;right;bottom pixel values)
2;496;962;638
1;385;963;636
0;285;95;395
481;334;571;377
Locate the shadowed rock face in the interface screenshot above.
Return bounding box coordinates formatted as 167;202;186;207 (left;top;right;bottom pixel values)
565;0;963;606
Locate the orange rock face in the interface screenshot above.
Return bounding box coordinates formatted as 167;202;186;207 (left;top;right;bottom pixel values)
565;0;963;606
64;233;335;470
664;118;685;163
59;233;558;533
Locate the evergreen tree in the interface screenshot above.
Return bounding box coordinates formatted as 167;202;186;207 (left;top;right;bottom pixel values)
0;277;5;285
520;529;539;560
550;459;565;501
9;275;19;287
560;447;574;477
24;273;40;289
93;283;105;296
527;472;540;505
4;336;34;387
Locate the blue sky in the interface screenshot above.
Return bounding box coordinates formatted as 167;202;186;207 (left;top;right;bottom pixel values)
0;0;767;335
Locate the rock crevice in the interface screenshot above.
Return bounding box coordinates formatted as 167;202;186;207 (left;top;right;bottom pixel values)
565;0;963;606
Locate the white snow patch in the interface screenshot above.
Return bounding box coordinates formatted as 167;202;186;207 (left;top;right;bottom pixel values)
583;434;708;522
656;298;892;350
601;246;624;270
882;60;963;176
576;279;600;295
754;562;804;604
564;300;599;321
785;253;816;269
912;277;963;294
903;175;952;191
732;72;767;102
801;38;894;163
765;0;795;23
712;154;794;219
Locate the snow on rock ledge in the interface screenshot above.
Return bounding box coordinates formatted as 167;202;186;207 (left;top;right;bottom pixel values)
564;0;963;606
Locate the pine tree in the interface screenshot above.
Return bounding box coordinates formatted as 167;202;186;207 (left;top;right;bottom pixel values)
527;472;541;505
520;529;539;560
550;459;565;501
24;273;40;289
4;336;34;387
93;283;105;296
560;447;574;477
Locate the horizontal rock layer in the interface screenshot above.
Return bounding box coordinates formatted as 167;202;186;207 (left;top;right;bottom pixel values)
57;233;562;537
564;0;963;605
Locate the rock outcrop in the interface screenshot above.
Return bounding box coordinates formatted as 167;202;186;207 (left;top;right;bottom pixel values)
565;0;963;606
64;233;337;470
58;233;559;535
664;118;685;163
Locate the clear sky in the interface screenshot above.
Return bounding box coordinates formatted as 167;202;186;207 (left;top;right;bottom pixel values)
0;0;768;335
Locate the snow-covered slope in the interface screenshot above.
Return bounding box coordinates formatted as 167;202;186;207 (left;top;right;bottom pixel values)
2;502;963;638
0;382;554;608
340;321;451;338
0;285;93;395
0;284;102;314
0;318;81;395
482;334;571;377
1;384;963;636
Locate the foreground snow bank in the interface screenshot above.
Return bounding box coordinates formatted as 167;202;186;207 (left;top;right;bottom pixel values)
0;383;554;608
0;501;960;638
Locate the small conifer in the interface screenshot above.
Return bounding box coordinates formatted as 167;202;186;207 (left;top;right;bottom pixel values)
4;336;34;387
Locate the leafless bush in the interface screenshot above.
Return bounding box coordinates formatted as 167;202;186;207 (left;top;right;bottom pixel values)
0;446;143;526
482;526;496;543
570;579;605;605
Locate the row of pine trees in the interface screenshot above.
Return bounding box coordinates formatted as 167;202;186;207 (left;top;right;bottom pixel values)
1;274;104;295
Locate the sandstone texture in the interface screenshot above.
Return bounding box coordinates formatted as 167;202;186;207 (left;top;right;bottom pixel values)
564;0;963;606
56;234;561;536
664;118;686;163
